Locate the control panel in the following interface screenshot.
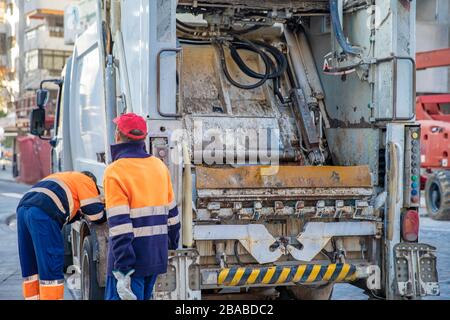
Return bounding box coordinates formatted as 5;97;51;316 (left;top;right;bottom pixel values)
149;136;170;165
404;125;421;207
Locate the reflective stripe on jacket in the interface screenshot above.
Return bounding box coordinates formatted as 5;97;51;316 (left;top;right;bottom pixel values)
18;171;105;223
105;141;180;277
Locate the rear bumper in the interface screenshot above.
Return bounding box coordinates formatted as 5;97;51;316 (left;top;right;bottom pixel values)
200;263;378;289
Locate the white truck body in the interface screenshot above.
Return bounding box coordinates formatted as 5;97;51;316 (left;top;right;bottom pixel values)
42;0;439;300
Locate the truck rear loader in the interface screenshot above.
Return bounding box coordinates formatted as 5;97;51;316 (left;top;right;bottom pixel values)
30;0;439;300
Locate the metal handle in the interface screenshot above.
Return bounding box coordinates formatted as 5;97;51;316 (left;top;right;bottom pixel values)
387;142;401;240
157;48;183;118
375;56;416;121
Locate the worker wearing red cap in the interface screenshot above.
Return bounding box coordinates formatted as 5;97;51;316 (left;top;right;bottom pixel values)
104;113;180;300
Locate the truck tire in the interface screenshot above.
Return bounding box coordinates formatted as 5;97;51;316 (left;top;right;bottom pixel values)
81;236;104;300
62;225;72;273
286;283;334;300
425;171;450;220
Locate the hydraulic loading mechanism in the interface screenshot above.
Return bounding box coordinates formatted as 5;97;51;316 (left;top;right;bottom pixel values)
177;15;328;165
41;0;439;300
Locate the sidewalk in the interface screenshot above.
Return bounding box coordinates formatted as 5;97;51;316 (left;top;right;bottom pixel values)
0;162;15;182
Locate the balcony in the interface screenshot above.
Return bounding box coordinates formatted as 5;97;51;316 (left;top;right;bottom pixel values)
25;24;69;52
24;0;70;19
23;66;66;91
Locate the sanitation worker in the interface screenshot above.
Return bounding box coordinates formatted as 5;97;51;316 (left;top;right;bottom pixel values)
17;171;105;300
104;113;180;300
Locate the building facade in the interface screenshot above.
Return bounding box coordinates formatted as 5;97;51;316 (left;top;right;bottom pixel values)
0;0;23;115
15;0;73;130
416;0;450;94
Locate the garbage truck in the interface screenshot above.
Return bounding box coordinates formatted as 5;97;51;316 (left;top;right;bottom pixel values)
30;0;439;300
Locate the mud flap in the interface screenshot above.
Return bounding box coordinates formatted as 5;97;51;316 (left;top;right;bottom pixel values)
394;243;439;297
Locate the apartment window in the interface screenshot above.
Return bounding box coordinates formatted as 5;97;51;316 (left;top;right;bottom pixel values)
25;49;72;72
49;26;64;38
42;50;71;70
47;15;64;38
7;36;16;50
25;49;39;71
0;33;7;55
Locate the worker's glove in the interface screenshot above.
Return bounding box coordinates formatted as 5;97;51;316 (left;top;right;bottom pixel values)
112;270;137;300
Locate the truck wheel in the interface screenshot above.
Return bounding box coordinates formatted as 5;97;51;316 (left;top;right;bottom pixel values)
81;236;104;300
286;283;334;300
425;171;450;220
62;225;72;273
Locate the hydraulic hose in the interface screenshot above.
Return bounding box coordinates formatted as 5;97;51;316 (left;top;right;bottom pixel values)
217;39;271;90
229;40;287;79
178;37;212;45
329;0;360;55
229;42;276;79
217;38;288;97
175;17;286;93
178;31;288;98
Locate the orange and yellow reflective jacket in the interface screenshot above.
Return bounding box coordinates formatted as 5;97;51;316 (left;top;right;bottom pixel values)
104;141;180;277
18;172;105;225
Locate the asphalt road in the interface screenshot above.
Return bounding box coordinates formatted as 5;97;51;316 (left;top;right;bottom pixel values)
0;176;448;300
0;179;28;300
0;178;77;300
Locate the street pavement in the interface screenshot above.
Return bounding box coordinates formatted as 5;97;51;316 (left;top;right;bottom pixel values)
0;166;448;300
0;166;77;300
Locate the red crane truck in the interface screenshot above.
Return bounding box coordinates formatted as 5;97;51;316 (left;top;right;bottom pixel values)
416;48;450;220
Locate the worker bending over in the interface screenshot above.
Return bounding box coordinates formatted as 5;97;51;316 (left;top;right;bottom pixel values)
104;113;180;300
17;171;105;300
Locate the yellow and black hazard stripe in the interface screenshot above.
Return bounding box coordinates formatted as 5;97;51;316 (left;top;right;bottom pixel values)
217;263;357;287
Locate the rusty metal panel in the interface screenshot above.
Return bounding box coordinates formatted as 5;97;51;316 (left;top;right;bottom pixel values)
196;165;372;189
325;128;380;185
181;45;225;114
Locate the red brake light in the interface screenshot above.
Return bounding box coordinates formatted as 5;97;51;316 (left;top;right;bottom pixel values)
402;210;419;242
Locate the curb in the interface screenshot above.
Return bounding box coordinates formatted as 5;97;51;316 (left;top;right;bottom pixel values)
0;212;16;227
5;213;17;229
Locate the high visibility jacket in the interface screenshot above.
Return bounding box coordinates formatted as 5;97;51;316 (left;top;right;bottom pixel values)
18;172;105;225
104;141;180;277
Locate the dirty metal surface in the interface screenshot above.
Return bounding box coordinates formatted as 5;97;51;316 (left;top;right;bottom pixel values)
196;165;372;189
394;243;440;297
194;224;283;264
325;128;380;185
196;188;372;201
287;221;377;261
177;0;329;12
181;45;225;115
181;44;272;117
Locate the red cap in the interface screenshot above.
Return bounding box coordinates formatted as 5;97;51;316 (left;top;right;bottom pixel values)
113;113;147;140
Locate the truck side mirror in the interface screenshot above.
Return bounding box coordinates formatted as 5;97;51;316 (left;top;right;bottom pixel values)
30;108;46;136
36;89;49;108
